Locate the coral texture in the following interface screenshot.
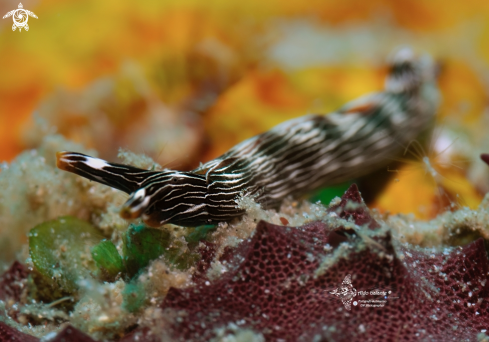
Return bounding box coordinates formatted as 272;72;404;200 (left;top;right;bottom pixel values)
2;185;489;341
0;322;38;342
0;322;95;342
159;184;489;341
0;262;28;303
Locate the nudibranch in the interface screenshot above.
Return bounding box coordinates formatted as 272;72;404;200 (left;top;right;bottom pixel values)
56;48;440;227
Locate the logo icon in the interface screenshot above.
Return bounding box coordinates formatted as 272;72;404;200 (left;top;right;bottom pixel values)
330;274;397;310
330;274;357;310
3;3;38;32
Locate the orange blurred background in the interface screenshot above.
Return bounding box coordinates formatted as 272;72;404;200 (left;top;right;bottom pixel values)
1;0;489;218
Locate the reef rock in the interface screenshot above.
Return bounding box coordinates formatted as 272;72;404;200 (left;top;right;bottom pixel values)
160;185;489;341
1;185;489;341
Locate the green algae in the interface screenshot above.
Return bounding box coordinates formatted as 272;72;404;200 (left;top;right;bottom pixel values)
123;224;167;278
122;280;145;312
309;182;352;205
29;216;105;293
122;224;199;278
91;239;125;282
185;224;217;246
119;224;209;312
29;216;203;298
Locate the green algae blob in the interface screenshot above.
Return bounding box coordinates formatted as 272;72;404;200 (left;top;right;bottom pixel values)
122;280;145;312
310;182;352;205
91;239;124;282
29;217;202;307
29;216;105;293
185;224;217;247
120;224;202;311
123;224;199;278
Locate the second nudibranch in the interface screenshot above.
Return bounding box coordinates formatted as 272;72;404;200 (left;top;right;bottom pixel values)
56;48;440;227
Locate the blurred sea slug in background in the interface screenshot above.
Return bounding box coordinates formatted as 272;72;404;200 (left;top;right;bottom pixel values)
56;48;440;227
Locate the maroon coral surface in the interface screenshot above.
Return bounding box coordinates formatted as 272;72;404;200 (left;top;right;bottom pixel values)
1;185;489;342
0;261;29;302
0;323;97;342
161;185;489;341
0;322;39;342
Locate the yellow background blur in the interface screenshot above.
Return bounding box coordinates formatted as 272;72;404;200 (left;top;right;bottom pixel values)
1;0;489;218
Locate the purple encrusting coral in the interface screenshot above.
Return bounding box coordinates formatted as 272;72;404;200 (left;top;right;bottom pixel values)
1;185;489;341
159;184;489;341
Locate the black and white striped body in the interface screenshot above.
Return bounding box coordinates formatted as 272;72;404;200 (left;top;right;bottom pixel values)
56;48;440;227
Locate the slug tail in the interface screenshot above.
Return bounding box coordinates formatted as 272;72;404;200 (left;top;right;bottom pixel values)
56;151;153;194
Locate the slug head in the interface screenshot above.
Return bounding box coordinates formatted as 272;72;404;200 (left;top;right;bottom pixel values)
120;188;150;220
385;47;440;94
120;171;207;227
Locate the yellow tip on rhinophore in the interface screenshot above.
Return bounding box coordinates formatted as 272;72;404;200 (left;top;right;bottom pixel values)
56;151;69;171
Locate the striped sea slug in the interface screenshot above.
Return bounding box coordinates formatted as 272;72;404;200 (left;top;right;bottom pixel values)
56;48;440;227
